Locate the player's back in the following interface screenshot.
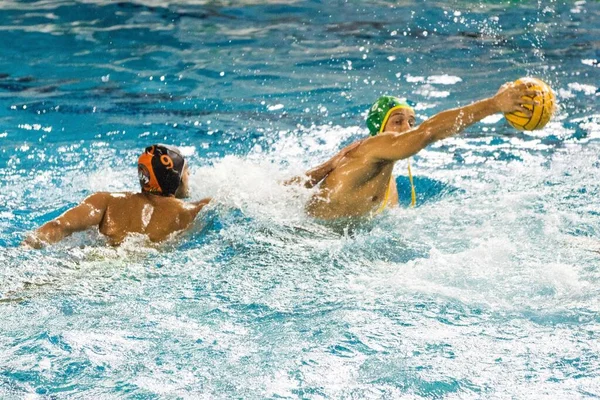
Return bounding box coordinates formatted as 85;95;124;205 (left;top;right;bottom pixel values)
99;193;197;245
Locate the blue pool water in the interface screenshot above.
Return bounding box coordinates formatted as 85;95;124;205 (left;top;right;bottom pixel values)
1;0;600;398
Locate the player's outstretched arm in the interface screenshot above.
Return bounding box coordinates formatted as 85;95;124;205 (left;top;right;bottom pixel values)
23;192;110;248
361;82;540;162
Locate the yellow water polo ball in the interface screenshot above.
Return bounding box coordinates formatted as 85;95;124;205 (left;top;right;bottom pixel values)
504;77;556;131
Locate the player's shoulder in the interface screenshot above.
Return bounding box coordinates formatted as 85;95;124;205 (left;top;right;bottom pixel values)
352;134;397;156
339;138;368;158
85;192;134;207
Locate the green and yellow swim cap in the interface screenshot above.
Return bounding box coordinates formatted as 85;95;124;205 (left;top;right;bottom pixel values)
366;96;414;136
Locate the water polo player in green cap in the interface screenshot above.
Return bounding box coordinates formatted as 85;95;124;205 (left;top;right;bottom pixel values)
292;81;540;219
23;145;212;248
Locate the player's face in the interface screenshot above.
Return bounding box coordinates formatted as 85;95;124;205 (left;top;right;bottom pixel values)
382;108;416;134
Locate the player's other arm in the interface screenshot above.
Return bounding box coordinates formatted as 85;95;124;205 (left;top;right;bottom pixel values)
363;82;540;161
285;142;362;188
284;160;334;188
23;192;110;248
189;198;212;217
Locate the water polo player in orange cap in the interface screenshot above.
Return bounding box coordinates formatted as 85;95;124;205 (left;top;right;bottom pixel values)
24;144;211;248
289;81;541;220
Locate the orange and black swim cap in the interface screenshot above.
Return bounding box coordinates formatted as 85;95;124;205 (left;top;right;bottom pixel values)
138;144;186;196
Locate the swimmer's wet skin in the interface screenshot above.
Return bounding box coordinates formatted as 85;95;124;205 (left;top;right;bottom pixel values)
299;81;541;220
23;145;211;248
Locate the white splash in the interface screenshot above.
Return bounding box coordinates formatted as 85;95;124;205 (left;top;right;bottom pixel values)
481;114;504;124
267;104;284;111
414;84;450;98
405;74;425;83
567;82;597;95
427;75;463;85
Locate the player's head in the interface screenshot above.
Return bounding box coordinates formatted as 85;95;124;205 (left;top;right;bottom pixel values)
366;96;416;135
137;144;188;198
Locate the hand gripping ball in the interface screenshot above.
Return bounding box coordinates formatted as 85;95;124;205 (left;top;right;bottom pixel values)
504;77;556;131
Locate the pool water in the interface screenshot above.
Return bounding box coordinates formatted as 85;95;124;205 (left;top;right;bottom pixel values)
1;0;599;398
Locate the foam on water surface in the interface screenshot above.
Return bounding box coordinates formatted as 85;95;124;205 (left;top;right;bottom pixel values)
1;0;600;398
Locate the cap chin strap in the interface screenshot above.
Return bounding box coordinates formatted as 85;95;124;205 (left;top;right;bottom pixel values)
406;160;416;208
378;104;413;134
378;108;417;208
